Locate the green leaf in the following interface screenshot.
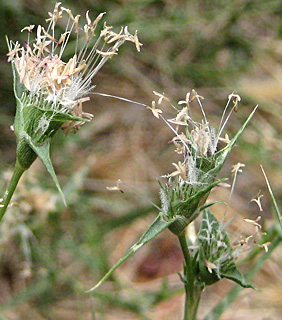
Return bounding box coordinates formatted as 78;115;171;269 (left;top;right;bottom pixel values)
179;179;226;218
87;213;176;292
198;209;254;289
221;267;254;289
50;111;89;123
197;200;225;212
261;165;282;232
25;134;66;206
211;106;258;177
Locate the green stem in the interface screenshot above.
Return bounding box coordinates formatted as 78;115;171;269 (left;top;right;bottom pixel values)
178;232;202;320
0;160;26;222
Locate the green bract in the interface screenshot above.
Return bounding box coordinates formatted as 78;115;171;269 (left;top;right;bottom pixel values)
12;69;89;201
197;209;254;288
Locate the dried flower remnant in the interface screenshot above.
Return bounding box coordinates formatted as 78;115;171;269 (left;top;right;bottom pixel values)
228;92;241;112
170;161;188;180
205;259;217;274
153;91;170;105
233;215;269;254
258;242;271;252
167;107;190;128
218;133;231;144
0;3;140;219
244;216;264;234
171;133;191;154
147;91;171;118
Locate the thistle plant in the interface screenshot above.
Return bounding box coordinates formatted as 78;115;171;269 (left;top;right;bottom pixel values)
0;3;141;221
89;91;259;319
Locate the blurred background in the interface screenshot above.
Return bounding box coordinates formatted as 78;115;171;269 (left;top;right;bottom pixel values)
0;0;281;319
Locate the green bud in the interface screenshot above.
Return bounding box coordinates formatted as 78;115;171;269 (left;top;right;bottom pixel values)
16;138;37;170
163;178;222;236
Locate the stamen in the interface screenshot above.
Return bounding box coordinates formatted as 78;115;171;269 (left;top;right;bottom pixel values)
147;101;162;118
250;192;264;211
222;163;245;223
218;92;240;139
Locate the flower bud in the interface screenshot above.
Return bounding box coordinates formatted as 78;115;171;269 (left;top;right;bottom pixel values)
16;138;37;170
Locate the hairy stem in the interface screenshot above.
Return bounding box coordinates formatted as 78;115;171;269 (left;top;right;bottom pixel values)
0;160;26;222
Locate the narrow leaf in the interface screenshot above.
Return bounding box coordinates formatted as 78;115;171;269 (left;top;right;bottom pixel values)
211;106;258;177
197;200;225;212
87;213;176;292
44;109;90;123
261;165;282;231
25;134;66;206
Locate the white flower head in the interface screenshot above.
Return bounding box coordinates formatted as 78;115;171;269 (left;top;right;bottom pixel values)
7;3;141;135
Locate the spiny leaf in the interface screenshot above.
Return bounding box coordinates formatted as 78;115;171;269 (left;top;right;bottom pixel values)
211;106;258;177
197;200;225;212
174;178;226;221
25;134;66;206
87;213;176;292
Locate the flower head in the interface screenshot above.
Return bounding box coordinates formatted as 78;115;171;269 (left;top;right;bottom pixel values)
4;3;141;206
154;90;257;235
7;2;141;137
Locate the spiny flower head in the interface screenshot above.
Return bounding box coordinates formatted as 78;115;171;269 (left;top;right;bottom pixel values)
197;209;254;288
7;2;141;138
4;3;141;205
198;210;235;283
150;90;254;235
